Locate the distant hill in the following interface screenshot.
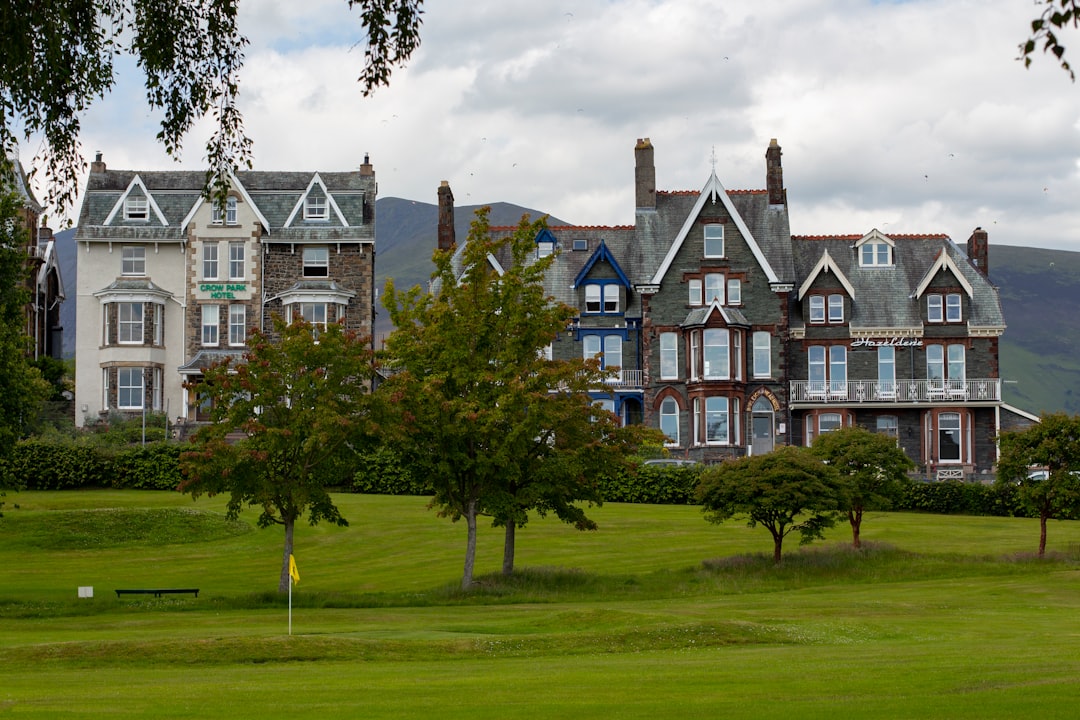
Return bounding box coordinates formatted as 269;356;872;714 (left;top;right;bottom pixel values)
49;211;1077;417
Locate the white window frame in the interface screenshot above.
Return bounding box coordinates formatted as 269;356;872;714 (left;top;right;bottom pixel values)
585;285;601;314
703;328;729;380
153;304;163;346
537;240;555;258
705;396;729;445
727;278;741;305
808;345;826;396
704;273;724;305
660;396;679;445
124;196;148;221
117;367;144;410
938;412;963;463
927;345;945;384
212;196;238;225
690;330;700;380
819;412;843;433
118;302;144;344
753;331;771;378
927;294;943;323
809;295;825;324
303;246;329;277
228;242;245;280
877;415;899;439
860;242;891;267
948;344;965;382
604;335;622;373
299;302;328;330
704;224;724;258
660;332;679;380
229;304;246;346
603;285;619;313
829;345;847;397
828;294;844;323
945;293;962;322
878;345;896;397
583;334;601;362
688;279;702;306
304;193;328;220
202;305;220;346
202;242;219;280
121;246;145;276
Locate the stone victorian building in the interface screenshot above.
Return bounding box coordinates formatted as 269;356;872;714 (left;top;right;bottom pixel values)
440;138;1014;475
73;154;376;427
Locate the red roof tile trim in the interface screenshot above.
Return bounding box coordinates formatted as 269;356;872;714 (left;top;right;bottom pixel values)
793;233;951;241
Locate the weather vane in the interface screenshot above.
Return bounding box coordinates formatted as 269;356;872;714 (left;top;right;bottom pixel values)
710;146;717;174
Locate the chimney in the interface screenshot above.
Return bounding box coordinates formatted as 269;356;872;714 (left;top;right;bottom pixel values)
90;151;106;174
766;139;785;206
38;216;53;247
359;152;374;176
635;138;656;211
437;181;456;251
967;227;989;275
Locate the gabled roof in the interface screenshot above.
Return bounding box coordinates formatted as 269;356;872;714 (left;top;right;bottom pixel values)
912;247;975;298
650;172;780;286
102;174;169;226
180;174;270;233
573;240;632;288
853;228;894;249
680;301;750;328
798;249;857;300
284;172;350;227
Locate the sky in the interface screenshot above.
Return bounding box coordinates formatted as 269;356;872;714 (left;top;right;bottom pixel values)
26;0;1080;251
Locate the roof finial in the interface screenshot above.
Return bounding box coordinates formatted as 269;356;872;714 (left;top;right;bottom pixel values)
710;145;718;175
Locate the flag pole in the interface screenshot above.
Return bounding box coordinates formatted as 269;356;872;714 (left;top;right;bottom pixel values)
288;572;292;636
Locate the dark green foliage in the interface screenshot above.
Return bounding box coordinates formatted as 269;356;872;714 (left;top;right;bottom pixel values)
896;480;1028;518
113;444;184;490
598;463;704;505
352;446;431;495
6;440;111;490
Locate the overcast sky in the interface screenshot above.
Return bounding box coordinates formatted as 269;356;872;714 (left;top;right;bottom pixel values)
33;0;1080;251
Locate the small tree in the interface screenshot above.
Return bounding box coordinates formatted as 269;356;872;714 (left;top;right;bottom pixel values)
180;316;376;592
812;426;914;548
997;413;1080;557
697;446;847;564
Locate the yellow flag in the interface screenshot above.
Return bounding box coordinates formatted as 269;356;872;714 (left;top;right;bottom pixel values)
289;554;300;585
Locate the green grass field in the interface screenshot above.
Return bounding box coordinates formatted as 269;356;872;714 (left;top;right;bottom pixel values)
2;490;1080;718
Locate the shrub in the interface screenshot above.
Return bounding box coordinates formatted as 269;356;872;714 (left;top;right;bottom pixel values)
598;461;704;505
895;479;1031;518
9;440;111;490
352;446;431;495
113;444;184;490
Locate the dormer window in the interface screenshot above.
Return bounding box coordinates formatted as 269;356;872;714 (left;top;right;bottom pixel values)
809;295;825;323
537;239;555;258
946;293;962;322
584;284;619;314
212;197;238;225
304;193;327;220
927;294;943;322
124;196;148;221
860;240;892;267
704;224;724;257
828;294;844;323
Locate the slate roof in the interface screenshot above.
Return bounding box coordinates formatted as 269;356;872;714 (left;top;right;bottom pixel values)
790;233;1005;330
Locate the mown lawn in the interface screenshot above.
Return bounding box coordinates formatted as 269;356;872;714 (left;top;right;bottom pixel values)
1;490;1079;718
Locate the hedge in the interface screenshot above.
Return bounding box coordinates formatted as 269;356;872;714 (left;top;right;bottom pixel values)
5;439;183;491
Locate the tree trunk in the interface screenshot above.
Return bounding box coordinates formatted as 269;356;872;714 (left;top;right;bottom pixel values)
849;508;862;549
462;498;478;589
502;522;516;576
771;530;783;565
1039;511;1048;558
279;517;295;593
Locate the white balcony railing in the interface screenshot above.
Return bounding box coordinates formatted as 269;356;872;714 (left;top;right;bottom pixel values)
604;369;643;388
790;378;1000;404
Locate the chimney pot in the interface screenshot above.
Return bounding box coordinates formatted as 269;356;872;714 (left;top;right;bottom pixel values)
635;138;656;211
437;181;456;251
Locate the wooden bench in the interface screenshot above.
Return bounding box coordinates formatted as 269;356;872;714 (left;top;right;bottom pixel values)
115;588;199;599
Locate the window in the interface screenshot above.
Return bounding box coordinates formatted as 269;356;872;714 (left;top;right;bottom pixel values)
733;331;743;381
688;279;702;306
537;240;555;258
303;246;329;277
878;346;896;397
583;334;601;362
202;242;219;280
829;346;847;396
819;413;843;433
304;192;327;220
705;397;729;444
939;412;962;462
660;332;678;380
809;295;825;323
117;368;144;409
860;241;891;267
572;238;588;251
124;196;148;220
121;246;145;275
927;345;945;386
727;278;741;305
118;302;143;344
828;294;844;323
877;415;899;439
946;293;962;322
202;305;219;346
690;331;700;380
153;304;163;346
927;294;943;323
704;273;724;304
229;305;246;346
703;328;729;380
948;344;966;383
228;242;245;280
603;285;619;313
542;343;553;361
660;397;679;444
808;345;826;395
753;331;771;378
299;302;327;329
604;335;622;372
585;285;601;313
704;224;724;257
212;196;238;225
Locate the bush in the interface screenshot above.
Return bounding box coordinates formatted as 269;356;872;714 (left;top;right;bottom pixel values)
598;461;704;505
8;440;111;490
895;479;1030;518
352;446;431;495
113;444;184;490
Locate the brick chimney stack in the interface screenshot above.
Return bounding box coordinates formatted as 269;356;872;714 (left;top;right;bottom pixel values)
90;151;106;174
38;217;53;247
359;152;374;176
967;227;989;275
766;139;785;206
437;181;456;251
635;138;656;211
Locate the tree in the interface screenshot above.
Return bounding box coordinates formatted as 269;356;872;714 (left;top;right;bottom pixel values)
811;426;914;549
696;446;847;564
180;316;376;592
381;208;652;587
996;413;1080;557
1021;0;1080;80
1;0;424;211
0;187;51;506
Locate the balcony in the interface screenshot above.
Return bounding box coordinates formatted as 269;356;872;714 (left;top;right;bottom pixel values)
604;369;643;389
790;378;1001;405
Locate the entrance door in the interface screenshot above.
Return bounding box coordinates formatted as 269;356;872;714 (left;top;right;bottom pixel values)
751;397;774;455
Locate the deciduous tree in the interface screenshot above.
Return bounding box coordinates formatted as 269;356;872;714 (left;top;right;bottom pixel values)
697;446;847;564
1021;0;1080;80
381;208;653;587
180;316;376;592
996;413;1080;557
812;426;914;549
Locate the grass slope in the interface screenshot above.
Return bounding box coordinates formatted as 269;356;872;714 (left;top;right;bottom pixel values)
2;491;1080;718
